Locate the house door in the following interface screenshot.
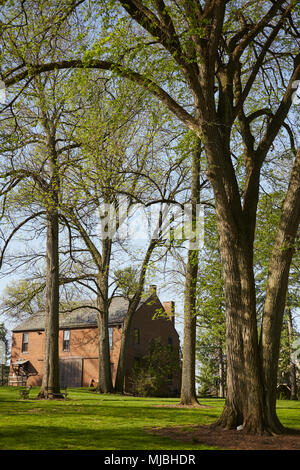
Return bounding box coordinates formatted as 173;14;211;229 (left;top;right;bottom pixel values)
59;358;82;387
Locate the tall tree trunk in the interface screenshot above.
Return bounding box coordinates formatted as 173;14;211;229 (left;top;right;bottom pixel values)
38;129;61;399
180;249;199;405
213;228;266;433
212;147;300;434
260;147;300;431
203;129;267;432
96;292;113;394
39;207;61;398
96;238;113;394
180;139;201;405
286;305;298;401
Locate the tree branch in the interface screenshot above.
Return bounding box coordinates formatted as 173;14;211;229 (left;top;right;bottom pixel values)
3;59;199;133
0;211;46;269
256;53;300;162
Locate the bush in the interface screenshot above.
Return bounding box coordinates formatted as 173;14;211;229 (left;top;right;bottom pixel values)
130;338;180;397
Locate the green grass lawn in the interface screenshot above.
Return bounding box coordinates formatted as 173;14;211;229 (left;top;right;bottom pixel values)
0;387;299;450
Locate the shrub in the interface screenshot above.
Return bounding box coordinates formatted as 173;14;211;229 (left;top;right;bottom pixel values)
130;338;180;397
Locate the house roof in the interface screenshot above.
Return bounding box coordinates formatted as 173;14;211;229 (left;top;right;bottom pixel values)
12;295;155;332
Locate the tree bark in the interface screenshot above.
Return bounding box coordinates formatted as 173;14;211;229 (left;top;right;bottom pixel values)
202;127;267;433
39;207;61;398
211;148;300;434
260;147;300;431
96;295;113;394
180;249;199;405
38;127;62;398
96;239;113;394
180;139;201;405
212;228;266;433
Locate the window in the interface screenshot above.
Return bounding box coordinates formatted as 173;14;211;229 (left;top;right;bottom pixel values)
109;328;113;348
134;328;140;345
63;330;70;351
22;333;28;353
168;336;173;351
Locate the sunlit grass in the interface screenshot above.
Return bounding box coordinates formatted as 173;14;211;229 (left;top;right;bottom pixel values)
0;387;299;450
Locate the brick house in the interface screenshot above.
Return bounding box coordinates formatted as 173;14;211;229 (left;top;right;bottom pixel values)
9;287;181;395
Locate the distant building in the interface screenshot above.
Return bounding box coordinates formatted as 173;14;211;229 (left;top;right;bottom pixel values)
9;287;180;395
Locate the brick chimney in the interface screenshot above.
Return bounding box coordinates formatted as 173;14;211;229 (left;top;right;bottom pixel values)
163;301;175;325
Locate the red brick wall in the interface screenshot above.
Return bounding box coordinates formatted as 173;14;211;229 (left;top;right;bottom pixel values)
9;298;180;393
10;329;45;386
125;298;181;394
